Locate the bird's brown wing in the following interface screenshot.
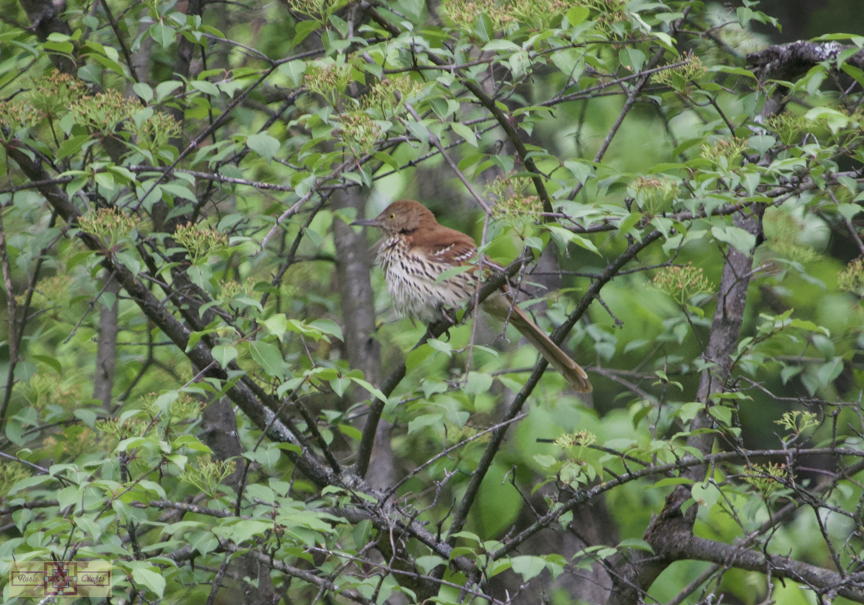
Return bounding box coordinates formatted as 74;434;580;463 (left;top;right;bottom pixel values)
416;227;477;266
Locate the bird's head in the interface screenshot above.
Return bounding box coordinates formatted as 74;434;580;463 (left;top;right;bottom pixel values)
351;200;436;235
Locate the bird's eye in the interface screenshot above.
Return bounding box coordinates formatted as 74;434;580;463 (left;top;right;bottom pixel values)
389;214;395;220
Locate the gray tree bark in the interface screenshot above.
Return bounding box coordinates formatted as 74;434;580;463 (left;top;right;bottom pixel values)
331;188;394;490
18;0;74;73
606;209;764;605
93;274;120;410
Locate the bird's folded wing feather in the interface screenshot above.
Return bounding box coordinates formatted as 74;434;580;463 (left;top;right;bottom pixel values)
416;228;477;265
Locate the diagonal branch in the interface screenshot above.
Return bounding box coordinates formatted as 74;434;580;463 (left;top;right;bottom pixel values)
568;49;666;201
362;4;553;214
5;144;334;488
678;535;864;602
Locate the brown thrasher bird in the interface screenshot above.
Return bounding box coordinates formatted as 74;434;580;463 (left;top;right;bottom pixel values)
352;200;592;392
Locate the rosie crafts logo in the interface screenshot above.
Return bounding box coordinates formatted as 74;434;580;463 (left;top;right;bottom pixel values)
9;561;112;598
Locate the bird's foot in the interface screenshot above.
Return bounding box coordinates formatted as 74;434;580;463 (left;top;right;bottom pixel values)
440;307;457;325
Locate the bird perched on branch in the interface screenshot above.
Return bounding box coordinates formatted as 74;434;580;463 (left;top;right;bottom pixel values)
352;200;592;392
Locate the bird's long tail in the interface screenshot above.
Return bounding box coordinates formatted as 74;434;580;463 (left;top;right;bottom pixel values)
484;295;592;392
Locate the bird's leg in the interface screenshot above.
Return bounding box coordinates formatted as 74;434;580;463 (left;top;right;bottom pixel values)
440;306;458;325
426;306;458;334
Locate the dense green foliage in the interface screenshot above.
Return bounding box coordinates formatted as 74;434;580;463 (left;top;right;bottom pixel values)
0;0;863;603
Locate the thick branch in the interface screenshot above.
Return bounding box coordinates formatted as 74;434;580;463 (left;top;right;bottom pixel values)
5;145;333;488
748;40;864;82
93;273;120;410
679;535;864;602
18;0;75;73
332;188;389;482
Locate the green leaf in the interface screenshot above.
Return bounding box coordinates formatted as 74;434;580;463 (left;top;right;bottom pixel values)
564;159;593;184
161;182;197;202
149;23;176;49
58;485;83;510
511;556;545;582
76;515;103;541
89;53;125;76
338;424;362;442
44;40;74;54
710;65;756;80
114;250;141;275
691;481;720;511
464;371;492;395
132;566;166;597
619;47;645;72
566;6;589;26
508;51;531;78
617;539;654;552
292;20;320;47
546;225;600;255
533;454;557;468
781;365;803;384
374;151;400;172
186;327;217;352
415;555;446;574
191;79;220;97
309;319;344;341
93;171;115;189
155;81;183;103
482;39;520;52
250;340;287;379
133;82;154;103
77;63;101;85
212;345;238;367
748;135;776;156
711;225;755;254
676;401;704;424
263;313;288;339
247;133;280;163
57;135;90;160
330;376;350;397
349;377;387;402
187;265;212;290
811;333;835;357
279;60;307;86
189;530;219;555
451;122;478;147
154;391;179;413
550;49;581;77
396;0;425;20
817;357;843;386
73;408;97;427
427;338;453;355
434;264;474;284
805;106;851;133
618;211;643;235
473;13;494;42
406;344;434;370
708;405;732;426
31;354;61;374
173;434;213;453
407;413;443;434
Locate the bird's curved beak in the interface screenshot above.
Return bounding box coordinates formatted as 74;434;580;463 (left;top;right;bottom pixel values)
350;217;380;227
